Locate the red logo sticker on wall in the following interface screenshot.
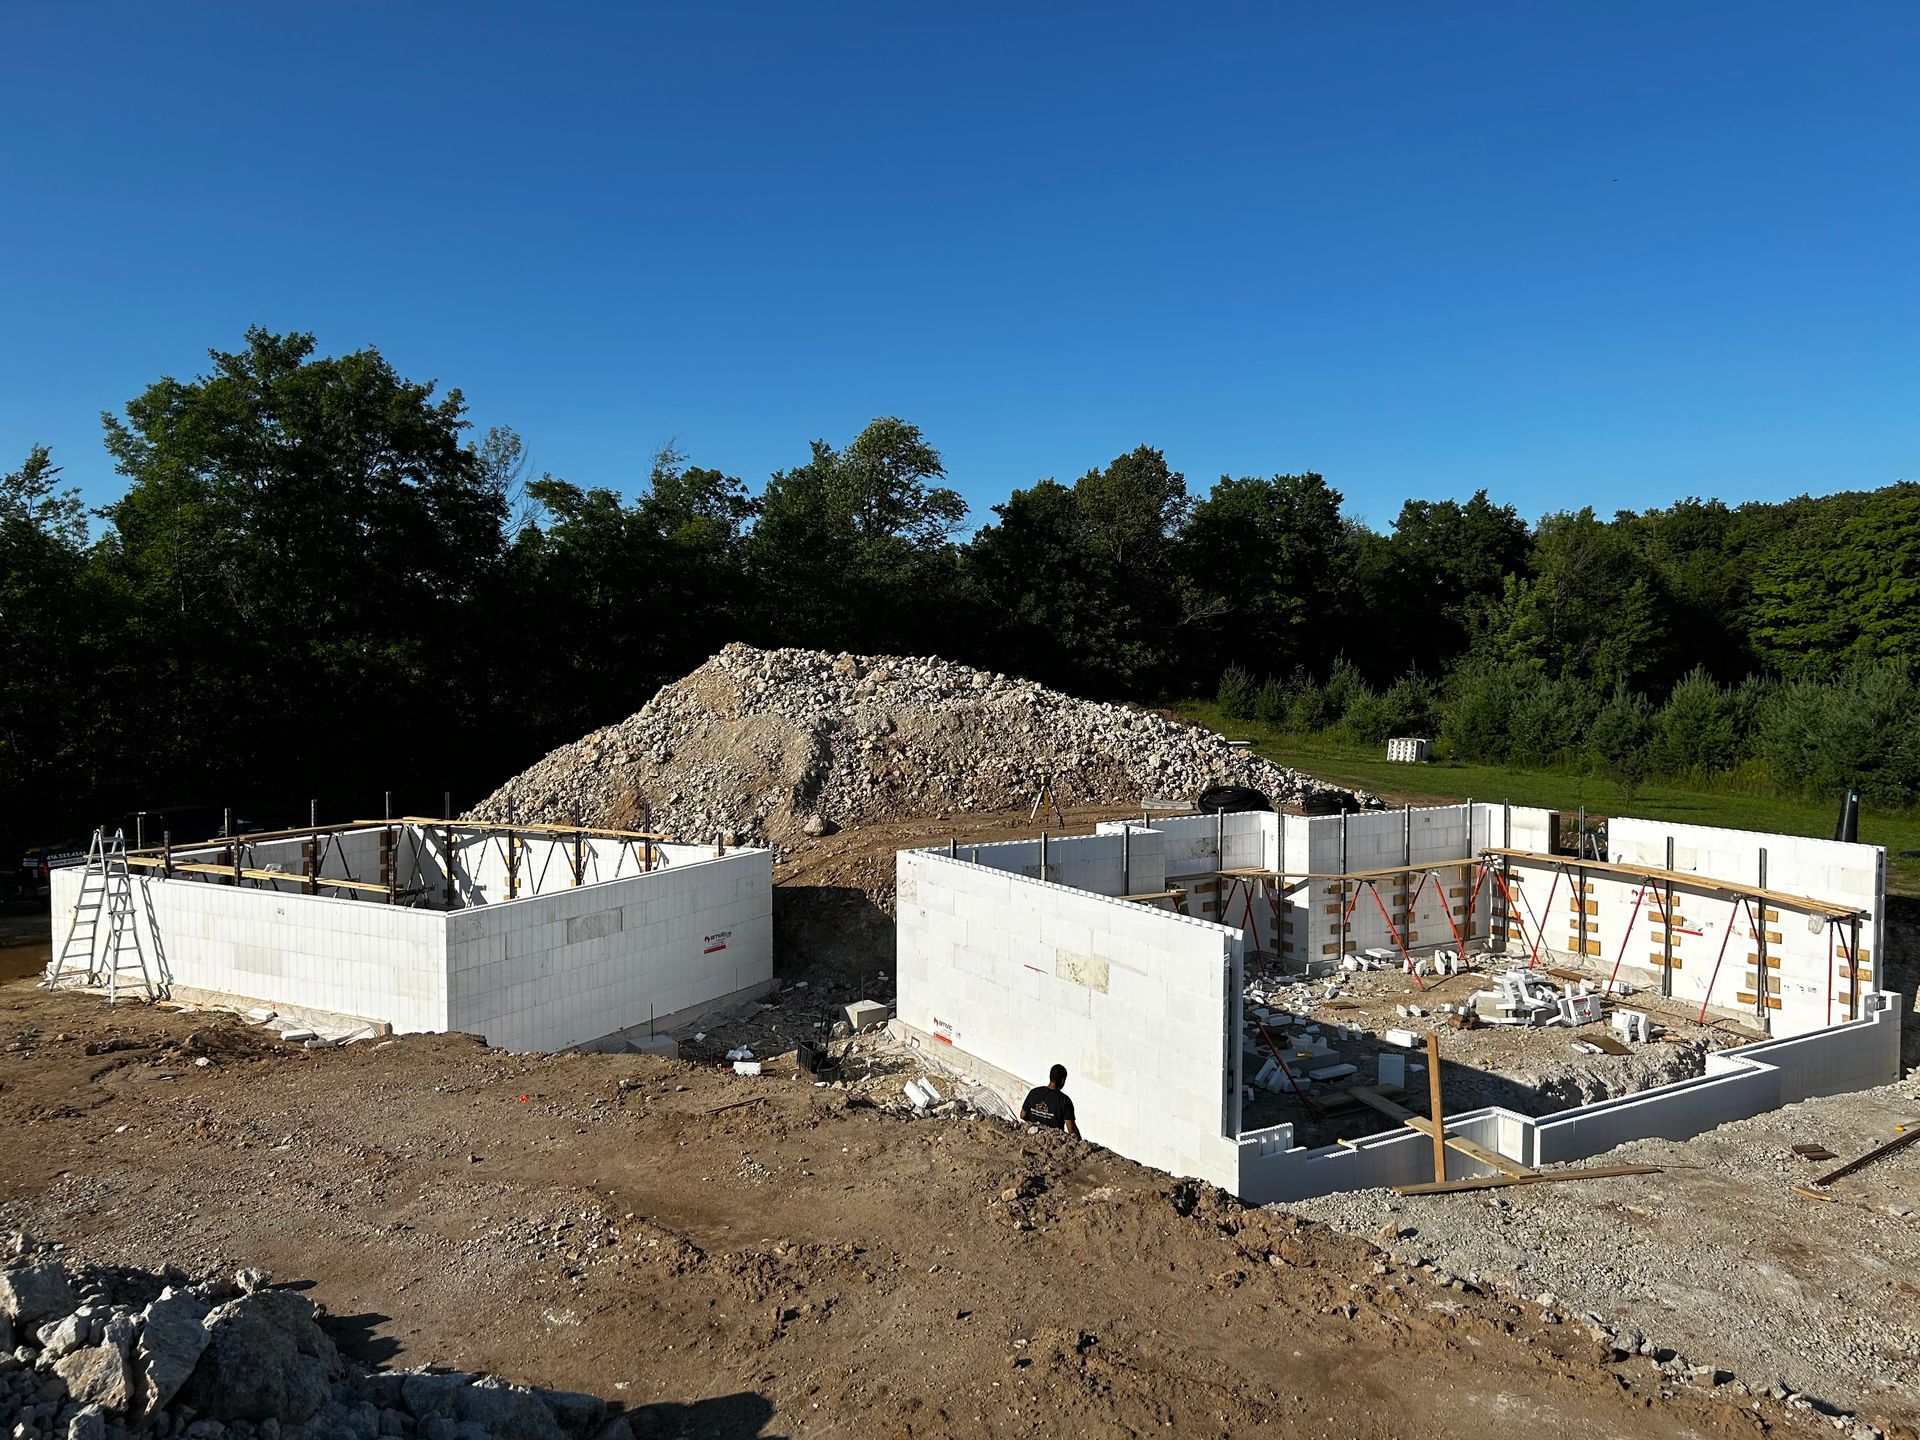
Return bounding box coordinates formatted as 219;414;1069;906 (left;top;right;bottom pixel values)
703;931;731;954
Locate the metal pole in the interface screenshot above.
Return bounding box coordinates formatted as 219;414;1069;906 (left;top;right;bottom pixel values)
1849;916;1862;1021
948;836;956;859
1121;825;1132;896
506;800;519;900
1402;803;1413;946
1662;837;1675;997
162;831;173;880
1040;831;1049;881
1757;848;1770;1030
1461;799;1473;947
222;806;233;839
1339;811;1349;961
135;813;145;850
1577;861;1588;961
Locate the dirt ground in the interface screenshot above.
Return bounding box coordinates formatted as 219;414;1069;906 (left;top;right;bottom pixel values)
0;819;1904;1439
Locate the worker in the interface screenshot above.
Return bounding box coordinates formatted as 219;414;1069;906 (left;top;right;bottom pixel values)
1020;1063;1079;1138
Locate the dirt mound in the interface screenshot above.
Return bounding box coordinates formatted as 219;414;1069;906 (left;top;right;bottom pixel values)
468;644;1354;847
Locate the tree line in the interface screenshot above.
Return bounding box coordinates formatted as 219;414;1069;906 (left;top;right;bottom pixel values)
4;328;1915;855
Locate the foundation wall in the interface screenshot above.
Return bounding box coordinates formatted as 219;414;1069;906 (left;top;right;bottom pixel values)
1601;819;1885;1033
1290;805;1495;968
1231;990;1900;1201
958;830;1170;899
51;839;775;1053
896;849;1242;1189
50;866;449;1032
445;848;773;1053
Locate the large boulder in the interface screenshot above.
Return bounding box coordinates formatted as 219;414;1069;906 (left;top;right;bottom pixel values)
176;1290;341;1424
53;1342;133;1411
539;1389;614;1437
449;1377;565;1440
134;1287;212;1416
0;1261;78;1326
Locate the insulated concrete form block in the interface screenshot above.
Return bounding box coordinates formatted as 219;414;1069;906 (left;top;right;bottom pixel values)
52;832;772;1054
52;865;450;1034
896;848;1243;1191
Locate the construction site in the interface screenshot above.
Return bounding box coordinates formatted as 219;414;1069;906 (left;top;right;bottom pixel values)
4;647;1917;1440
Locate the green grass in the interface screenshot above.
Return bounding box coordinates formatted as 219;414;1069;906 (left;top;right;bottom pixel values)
1177;700;1920;898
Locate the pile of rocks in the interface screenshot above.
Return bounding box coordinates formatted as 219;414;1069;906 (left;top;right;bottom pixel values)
470;644;1356;847
0;1239;628;1440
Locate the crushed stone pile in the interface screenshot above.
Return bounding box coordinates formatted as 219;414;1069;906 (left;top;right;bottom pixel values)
0;1237;631;1440
469;644;1357;847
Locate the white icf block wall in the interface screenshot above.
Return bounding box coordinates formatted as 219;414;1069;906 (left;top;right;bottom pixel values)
49;864;449;1033
1230;990;1900;1202
446;848;773;1052
897;807;1898;1202
895;848;1245;1191
1601;819;1885;1034
49;844;772;1053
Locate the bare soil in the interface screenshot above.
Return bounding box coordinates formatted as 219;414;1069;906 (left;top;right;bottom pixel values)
0;877;1848;1439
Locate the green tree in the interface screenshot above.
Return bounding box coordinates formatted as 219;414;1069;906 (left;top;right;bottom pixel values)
1180;472;1352;678
1474;507;1675;690
748;418;966;653
1650;667;1741;775
97;328;508;812
0;447;108;851
1365;491;1530;678
1746;483;1920;678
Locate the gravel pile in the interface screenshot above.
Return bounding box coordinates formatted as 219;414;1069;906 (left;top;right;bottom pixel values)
468;644;1357;847
0;1238;630;1440
1285;1074;1920;1437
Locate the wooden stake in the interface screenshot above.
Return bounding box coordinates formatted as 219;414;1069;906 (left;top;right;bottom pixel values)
1425;1031;1447;1184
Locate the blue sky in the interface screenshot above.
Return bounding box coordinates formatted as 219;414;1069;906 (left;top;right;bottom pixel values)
2;2;1913;530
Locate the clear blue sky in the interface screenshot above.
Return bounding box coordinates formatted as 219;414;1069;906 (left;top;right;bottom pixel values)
2;2;1914;530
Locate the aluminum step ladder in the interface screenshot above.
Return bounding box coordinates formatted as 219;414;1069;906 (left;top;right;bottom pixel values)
47;828;158;1003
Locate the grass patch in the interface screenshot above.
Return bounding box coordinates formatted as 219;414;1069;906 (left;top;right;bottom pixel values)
1176;700;1920;898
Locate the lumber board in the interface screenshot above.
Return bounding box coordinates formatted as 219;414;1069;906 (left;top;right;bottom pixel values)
1480;848;1864;920
1348;1087;1535;1179
388;816;671;843
1395;1164;1661;1196
124;856;393;895
1210;858;1478;885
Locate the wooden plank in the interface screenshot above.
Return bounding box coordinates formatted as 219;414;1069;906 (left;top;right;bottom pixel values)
1424;1033;1448;1184
1587;1034;1633;1056
1348;1087;1536;1179
1395;1164;1661;1196
1813;1126;1920;1186
125;855;393;895
1211;859;1479;885
390;816;671;843
1480;848;1864;920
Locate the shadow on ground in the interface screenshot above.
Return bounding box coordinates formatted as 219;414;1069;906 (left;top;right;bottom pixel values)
631;1392;780;1439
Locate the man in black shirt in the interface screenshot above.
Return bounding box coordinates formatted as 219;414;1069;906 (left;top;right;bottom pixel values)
1020;1063;1079;1138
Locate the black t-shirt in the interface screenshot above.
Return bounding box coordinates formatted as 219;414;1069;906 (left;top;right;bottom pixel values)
1021;1085;1076;1131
